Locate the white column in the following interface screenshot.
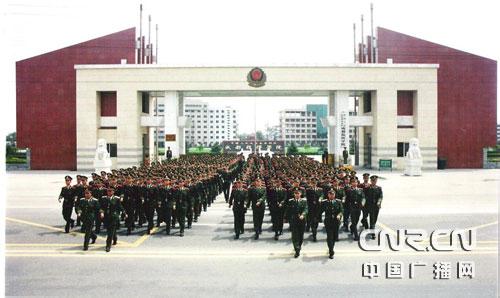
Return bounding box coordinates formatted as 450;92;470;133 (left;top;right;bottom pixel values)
333;91;350;158
327;93;335;154
178;93;185;155
164;91;184;158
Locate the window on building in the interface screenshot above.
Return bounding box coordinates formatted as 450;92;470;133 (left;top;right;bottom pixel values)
141;92;149;114
363;91;372;113
397;142;410;157
158;141;165;148
107;143;117;158
397;90;414;116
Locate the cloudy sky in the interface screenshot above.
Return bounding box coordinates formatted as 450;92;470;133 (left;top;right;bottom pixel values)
2;0;499;135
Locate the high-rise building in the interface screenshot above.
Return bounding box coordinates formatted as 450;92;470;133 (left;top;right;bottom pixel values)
179;100;239;147
279;109;326;146
306;104;328;139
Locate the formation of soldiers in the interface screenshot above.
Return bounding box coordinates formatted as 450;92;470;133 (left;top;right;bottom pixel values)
58;154;243;252
228;154;383;259
59;153;383;259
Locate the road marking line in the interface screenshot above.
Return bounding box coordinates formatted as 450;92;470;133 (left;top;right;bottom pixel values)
6;217;132;245
376;221;398;236
5;250;497;259
5;243;136;248
132;227;159;247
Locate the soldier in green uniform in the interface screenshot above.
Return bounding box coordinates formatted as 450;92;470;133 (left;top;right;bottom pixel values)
100;188;126;252
321;189;343;259
228;180;247;239
285;189;308;258
305;180;323;242
173;181;191;237
360;173;371;229
58;175;75;233
92;180;107;234
345;178;365;241
364;175;383;239
143;178;158;235
247;179;266;240
272;181;287;240
159;179;174;235
76;189;99;251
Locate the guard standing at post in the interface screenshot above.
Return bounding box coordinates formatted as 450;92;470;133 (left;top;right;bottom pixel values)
321;189;343;259
76;189;99;251
285;188;308;258
228;180;247;239
58;175;75;233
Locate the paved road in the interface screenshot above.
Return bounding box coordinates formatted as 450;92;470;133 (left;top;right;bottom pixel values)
5;170;499;297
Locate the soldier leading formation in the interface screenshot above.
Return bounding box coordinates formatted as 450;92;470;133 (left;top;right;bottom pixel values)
59;153;383;258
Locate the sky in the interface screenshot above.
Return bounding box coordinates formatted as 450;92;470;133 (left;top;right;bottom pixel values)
1;0;499;135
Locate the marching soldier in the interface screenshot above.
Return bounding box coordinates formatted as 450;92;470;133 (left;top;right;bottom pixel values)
247;179;266;240
73;175;88;227
122;177;136;235
173;181;191;237
364;175;383;239
76;189;99;251
159;179;174;235
58;175;75;233
360;173;371;229
228;180;247;239
143;178;158;235
345;178;365;241
272;181;287;240
100;187;126;252
92;180;107;233
305;180;323;242
285;189;308;258
321;190;343;259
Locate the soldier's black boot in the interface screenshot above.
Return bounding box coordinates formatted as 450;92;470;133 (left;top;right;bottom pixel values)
166;228;170;235
83;245;88;251
127;228;131;236
274;233;279;241
254;233;259;240
329;251;334;259
113;237;117;245
70;219;75;228
312;234;317;242
361;218;368;229
234;233;239;240
91;234;97;244
105;246;110;252
294;249;300;258
65;223;70;233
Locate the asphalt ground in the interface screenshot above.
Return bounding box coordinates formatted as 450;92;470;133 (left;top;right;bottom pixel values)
4;169;499;297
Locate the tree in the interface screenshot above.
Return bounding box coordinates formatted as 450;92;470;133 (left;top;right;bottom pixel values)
256;130;265;141
211;143;222;154
287;142;298;155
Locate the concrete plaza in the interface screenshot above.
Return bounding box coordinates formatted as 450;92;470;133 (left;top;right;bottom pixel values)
4;169;499;297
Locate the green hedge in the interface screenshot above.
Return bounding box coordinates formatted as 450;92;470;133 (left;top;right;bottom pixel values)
6;156;27;164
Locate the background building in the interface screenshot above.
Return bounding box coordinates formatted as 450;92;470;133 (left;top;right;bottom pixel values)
279;108;325;146
306;104;328;139
183;100;238;147
15;27;496;170
16;28;136;170
372;27;497;168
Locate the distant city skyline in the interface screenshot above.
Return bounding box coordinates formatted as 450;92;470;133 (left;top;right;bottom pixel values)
185;97;328;134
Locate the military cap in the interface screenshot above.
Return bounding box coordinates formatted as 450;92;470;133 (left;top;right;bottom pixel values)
362;173;370;177
81;175;88;180
106;187;115;192
370;175;379;180
64;175;72;181
328;189;336;194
